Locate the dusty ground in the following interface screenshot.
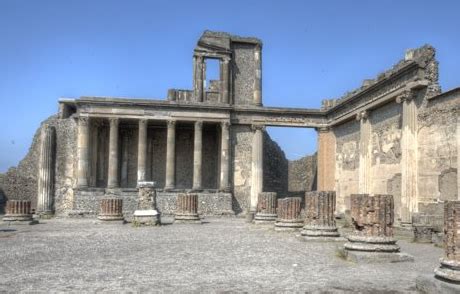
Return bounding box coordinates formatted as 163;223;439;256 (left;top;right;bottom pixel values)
0;217;441;293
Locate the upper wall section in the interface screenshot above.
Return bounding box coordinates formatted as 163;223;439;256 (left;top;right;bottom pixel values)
168;31;263;106
322;45;441;126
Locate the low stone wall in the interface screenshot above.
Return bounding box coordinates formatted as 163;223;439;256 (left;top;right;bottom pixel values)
69;189;234;219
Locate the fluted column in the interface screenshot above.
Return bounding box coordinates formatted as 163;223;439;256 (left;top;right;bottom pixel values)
137;119;148;183
165;120;176;190
98;198;124;221
37;125;56;215
77;117;89;188
397;90;418;223
107;118;120;189
194;56;204;102
302;191;339;238
274;197;303;231
193;121;203;190
317;127;336;191
221;57;230;104
253;44;262;106
254;192;277;223
219;122;230;191
3;200;33;221
174;193;201;223
250;125;264;211
357;111;371;194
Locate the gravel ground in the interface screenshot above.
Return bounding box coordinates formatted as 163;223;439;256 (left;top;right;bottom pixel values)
0;217;442;293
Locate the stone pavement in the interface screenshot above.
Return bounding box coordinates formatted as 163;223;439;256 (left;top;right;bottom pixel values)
0;217;442;293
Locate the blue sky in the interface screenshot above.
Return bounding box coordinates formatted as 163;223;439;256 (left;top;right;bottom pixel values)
1;0;459;172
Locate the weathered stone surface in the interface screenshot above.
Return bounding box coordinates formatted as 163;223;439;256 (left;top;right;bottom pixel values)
413;225;434;243
36;125;56;217
134;181;159;226
301;191;339;238
254;192;277;224
434;201;460;283
174;193;201;224
274;197;303;231
98;198;124;221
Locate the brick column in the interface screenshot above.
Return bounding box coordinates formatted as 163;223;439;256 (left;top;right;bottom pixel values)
434;201;460;283
316;127;336;191
98;198;124;221
107;118;120;189
37;125;56;216
137;119;148;183
254;192;277;224
301;191;339;238
250;125;264;211
174;193;201;224
3;200;33;222
219;122;230;192
221;57;230;104
194;55;204;102
357;111;371;194
397;90;418;223
76;117;89;188
193;121;203;190
274;197;303;231
165;120;176;190
344;194;399;252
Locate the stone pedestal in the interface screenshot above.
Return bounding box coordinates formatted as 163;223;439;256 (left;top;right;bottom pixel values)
301;191;340;240
413;225;434;243
98;198;124;222
416;201;460;293
343;194;413;263
2;200;35;224
254;192;277;224
133;181;160;226
174;193;201;224
274;197;303;231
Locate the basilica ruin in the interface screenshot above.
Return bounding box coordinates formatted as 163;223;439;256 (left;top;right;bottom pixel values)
0;31;458;226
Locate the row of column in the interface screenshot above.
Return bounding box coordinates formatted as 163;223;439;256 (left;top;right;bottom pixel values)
76;117;231;191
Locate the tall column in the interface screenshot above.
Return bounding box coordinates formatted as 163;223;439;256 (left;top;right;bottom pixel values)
220;122;230;191
357;111;371;194
397;90;418;223
253;44;262;106
77;117;89;188
194;56;204;102
137;119;148;183
250;125;264;211
317;127;336;191
193;121;203;190
221;57;230;104
457;112;459;199
107;118;120;189
165;120;176;190
37;125;56;216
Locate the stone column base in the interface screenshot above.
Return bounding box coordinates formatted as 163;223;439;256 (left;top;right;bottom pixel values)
174;213;201;224
338;246;414;263
416;274;460;294
254;213;277;224
97;215;124;222
133;210;160;226
274;219;304;231
344;235;400;252
3;214;36;225
301;225;340;238
434;259;460;283
36;211;54;219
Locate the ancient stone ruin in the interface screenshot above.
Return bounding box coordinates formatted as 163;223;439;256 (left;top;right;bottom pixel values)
174;193;201;224
97;198;124;222
3;200;34;223
274;197;303;231
254;192;277;224
301;191;339;239
133;181;160;226
0;31;457;231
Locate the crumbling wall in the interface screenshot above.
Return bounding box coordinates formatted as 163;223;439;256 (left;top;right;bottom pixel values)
232;43;256;105
334;120;360;212
288;153;317;193
418;90;458;203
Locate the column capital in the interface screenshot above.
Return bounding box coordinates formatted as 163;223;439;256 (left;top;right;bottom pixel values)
221;121;231;130
139;119;148;126
396;89;416;104
355;110;369;121
221;56;231;64
79;116;89;126
195;120;203;129
109;117;119;127
167;120;176;127
316;126;331;133
251;124;265;132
